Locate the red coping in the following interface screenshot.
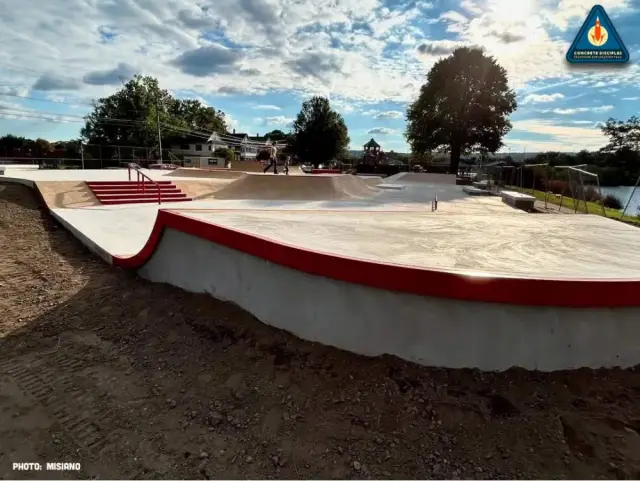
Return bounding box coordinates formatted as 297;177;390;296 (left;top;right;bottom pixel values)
111;210;640;308
311;169;342;174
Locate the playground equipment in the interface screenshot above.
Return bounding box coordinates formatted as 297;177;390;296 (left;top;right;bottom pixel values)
620;174;640;220
554;165;606;216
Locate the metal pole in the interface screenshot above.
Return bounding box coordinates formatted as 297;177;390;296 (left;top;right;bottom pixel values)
80;142;84;169
156;98;163;164
595;175;606;217
578;171;588;214
567;169;578;213
620;174;640;219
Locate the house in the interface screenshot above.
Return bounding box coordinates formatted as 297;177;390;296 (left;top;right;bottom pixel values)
225;130;273;161
169;129;276;167
169;134;226;167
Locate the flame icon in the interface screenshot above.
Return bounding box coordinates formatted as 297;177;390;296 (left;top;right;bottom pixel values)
588;16;608;46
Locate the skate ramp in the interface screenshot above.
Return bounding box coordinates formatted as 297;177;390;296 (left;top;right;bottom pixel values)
36;181;100;208
213;173;379;201
387;173;456;184
167;168;247;180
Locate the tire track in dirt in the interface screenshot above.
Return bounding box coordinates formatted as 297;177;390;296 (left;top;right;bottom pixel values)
0;340;164;479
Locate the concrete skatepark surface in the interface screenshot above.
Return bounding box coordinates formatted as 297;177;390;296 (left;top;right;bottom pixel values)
2;166;640;371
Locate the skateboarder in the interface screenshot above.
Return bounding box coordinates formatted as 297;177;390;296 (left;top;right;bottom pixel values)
263;144;278;174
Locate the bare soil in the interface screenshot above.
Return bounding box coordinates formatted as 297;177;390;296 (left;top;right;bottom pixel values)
1;182;640;480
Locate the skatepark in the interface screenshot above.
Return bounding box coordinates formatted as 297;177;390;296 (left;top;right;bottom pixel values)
2;164;640;372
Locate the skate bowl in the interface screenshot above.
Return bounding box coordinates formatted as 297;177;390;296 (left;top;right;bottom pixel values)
109;209;640;372
4;172;640;372
387;172;456;184
212;173;379;201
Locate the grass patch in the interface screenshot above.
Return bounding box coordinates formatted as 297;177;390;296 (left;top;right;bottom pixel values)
507;186;640;226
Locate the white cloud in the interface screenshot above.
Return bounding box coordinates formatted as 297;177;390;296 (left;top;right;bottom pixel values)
540;105;614;114
522;93;565;104
254;104;281;111
508;118;607;151
362;109;404;119
367;127;400;135
255;116;294;127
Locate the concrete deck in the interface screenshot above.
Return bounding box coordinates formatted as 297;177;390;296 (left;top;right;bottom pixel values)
178;209;640;279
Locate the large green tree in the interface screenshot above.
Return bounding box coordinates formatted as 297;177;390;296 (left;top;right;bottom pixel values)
406;47;517;174
600;116;640;152
290;96;350;166
81;75;227;149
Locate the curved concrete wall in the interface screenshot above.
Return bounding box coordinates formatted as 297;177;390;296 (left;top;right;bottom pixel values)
4;178;640;371
137;226;640;371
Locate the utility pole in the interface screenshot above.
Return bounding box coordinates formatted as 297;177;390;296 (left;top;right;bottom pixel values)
156;98;163;164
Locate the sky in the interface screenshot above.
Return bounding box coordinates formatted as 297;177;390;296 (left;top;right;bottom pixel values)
0;0;639;153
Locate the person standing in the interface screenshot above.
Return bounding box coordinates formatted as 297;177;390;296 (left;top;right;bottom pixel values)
262;144;279;174
284;155;290;175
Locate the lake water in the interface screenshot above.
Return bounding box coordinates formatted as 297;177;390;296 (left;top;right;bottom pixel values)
600;186;640;215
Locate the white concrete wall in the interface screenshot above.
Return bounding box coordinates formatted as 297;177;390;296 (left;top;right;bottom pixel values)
139;228;640;372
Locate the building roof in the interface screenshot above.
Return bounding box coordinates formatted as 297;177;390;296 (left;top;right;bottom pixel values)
248;135;271;143
364;138;380;148
166;134;208;145
227;132;248;139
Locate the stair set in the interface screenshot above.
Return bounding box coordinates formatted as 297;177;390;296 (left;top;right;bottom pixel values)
86;180;192;205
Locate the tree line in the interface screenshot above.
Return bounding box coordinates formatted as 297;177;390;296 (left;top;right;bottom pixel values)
0;75;352;167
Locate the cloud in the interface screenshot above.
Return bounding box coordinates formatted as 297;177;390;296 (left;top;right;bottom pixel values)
254;104;281;111
32;74;80;91
362;109;404;119
522;93;565;104
83;62;137;86
367;127;400;135
416;40;469;56
540;105;614;115
257;116;294;127
171;45;242;77
0;85;29;97
507;119;608;151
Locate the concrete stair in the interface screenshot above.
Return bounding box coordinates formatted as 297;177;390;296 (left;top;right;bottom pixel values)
87;181;192;205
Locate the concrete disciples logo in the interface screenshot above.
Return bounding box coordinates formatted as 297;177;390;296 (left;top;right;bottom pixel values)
566;5;629;64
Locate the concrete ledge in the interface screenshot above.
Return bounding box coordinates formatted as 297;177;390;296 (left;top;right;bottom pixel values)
463;186;492;196
502;191;536;211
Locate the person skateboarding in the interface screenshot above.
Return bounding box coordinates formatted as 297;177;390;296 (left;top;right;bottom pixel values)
263;144;278;174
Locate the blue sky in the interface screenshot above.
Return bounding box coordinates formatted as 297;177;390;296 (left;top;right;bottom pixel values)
1;0;639;152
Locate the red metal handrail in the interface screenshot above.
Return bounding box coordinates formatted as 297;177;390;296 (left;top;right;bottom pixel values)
127;163;161;204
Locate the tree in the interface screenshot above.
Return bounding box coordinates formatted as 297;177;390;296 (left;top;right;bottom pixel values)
81;75;228;150
600;116;640;152
264;129;288;141
290;96;350;166
405;47;517;174
224;147;235;166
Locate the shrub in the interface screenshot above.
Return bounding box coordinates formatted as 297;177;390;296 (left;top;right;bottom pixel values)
543;179;570;195
602;194;623;209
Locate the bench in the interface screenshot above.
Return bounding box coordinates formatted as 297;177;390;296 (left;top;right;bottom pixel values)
501;190;536;211
463;186;492;196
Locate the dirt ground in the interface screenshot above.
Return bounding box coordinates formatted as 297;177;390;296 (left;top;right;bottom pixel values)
1;182;640;480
